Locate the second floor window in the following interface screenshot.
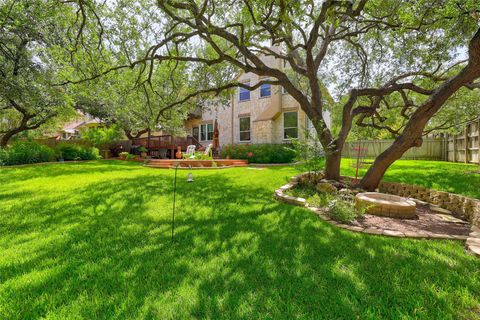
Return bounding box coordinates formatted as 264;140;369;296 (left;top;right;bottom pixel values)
239;117;251;141
260;83;271;98
200;123;214;141
239;83;250;101
283;111;298;139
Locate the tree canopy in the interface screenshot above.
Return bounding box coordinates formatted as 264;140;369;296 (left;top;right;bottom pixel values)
0;0;77;146
1;0;479;188
72;0;478;186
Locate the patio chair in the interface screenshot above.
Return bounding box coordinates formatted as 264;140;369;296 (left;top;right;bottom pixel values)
184;145;196;159
204;144;213;159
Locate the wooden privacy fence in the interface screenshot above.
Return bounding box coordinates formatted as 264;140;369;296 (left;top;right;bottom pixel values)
446;118;480;164
35;139;132;158
35;139;94;148
343;117;480;164
343;139;447;161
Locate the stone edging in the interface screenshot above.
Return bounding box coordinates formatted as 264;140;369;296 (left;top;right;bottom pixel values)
274;173;480;257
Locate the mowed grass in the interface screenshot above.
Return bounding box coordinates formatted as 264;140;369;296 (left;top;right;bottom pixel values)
341;159;480;199
0;160;479;319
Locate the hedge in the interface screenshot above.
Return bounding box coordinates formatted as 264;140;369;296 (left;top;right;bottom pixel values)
55;143;100;161
220;143;295;163
0;141;56;166
0;141;101;166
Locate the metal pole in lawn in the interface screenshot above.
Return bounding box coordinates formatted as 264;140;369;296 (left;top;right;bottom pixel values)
172;163;179;242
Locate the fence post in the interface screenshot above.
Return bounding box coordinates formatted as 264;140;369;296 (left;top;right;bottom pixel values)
453;134;457;163
465;126;469;164
478;118;480;165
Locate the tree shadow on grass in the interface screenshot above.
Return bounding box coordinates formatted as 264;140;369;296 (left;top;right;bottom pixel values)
0;168;479;319
0;160;142;183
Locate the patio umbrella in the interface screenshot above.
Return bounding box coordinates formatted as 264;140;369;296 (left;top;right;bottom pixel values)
213;119;220;151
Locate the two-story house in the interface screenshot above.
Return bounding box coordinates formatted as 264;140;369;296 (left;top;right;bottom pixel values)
184;52;332;148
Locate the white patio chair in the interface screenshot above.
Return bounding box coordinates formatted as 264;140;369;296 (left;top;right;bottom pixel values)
184;145;196;159
204;144;213;158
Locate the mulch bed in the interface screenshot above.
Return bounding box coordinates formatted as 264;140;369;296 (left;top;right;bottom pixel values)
350;204;470;236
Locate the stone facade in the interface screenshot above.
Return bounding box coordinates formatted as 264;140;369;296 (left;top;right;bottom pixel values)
184;50;331;148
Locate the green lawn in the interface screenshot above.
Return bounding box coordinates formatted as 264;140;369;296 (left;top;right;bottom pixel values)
341;159;480;199
0;160;479;319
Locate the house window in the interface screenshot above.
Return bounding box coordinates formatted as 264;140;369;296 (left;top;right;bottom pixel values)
192;126;199;140
200;123;213;141
283;111;298;139
260;83;271;98
239;82;250;101
282;86;288;94
239;117;251;141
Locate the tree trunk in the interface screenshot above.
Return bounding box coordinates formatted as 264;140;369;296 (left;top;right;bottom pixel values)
309;114;343;181
324;149;342;180
360;136;416;190
0;128;22;147
360;28;480;190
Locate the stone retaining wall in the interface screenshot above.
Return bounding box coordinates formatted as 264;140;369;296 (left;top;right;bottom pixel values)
379;181;480;228
275;173;480;257
341;176;480;228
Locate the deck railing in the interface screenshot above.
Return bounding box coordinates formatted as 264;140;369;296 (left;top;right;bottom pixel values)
132;135;203;151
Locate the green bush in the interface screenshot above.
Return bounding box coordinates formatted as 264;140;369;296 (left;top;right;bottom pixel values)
286;184;333;208
220;144;295;163
56;143;100;161
327;199;365;223
0;141;56;166
125;153;136;161
0;148;8;166
290;129;325;172
81;125;123;147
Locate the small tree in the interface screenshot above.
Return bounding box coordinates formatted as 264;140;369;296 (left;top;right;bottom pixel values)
81;125;124;148
290;128;325;174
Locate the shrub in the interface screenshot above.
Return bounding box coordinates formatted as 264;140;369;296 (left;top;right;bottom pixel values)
81;125;123;147
327;199;365;223
0;141;56;166
125;153;136;161
289;129;325;172
286;184;333;208
119;151;129;159
0;148;8;166
56;143;101;161
220;144;295;163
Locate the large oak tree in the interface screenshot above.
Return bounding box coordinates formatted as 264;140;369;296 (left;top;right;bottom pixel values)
129;0;480;188
0;1;75;146
60;0;480;189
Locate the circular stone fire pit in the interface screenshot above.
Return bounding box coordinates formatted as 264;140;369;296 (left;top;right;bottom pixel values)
355;192;417;219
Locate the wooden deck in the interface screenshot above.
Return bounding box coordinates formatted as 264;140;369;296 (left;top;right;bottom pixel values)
132;135;203;159
146;159;248;169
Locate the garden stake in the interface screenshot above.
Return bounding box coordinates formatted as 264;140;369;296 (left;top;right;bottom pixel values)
172;163;179;242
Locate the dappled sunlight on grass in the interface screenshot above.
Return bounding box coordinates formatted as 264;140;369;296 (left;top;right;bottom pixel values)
0;160;479;319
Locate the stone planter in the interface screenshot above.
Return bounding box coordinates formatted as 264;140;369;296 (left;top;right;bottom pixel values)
355;192;417;219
